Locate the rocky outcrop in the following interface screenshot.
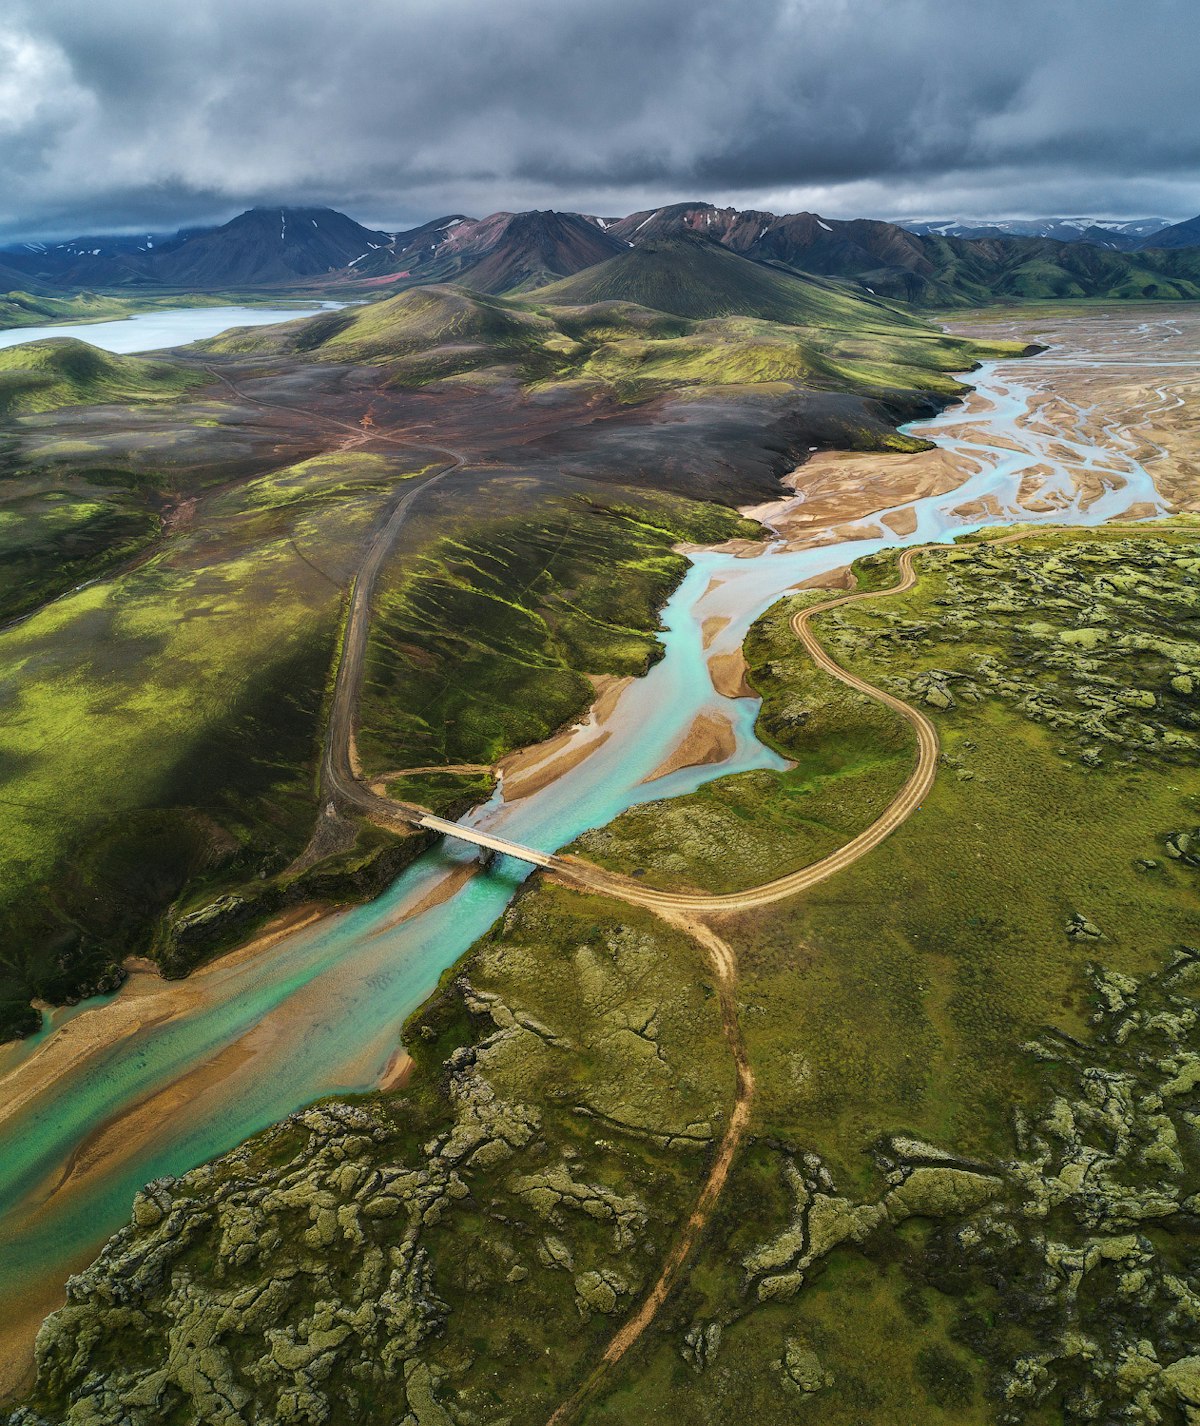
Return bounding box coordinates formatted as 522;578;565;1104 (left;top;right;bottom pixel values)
741;1147;1002;1304
681;1320;723;1373
9;1027;549;1425
510;1164;647;1250
573;1267;631;1318
708;952;1200;1424
923;953;1200;1423
779;1339;834;1395
13;1101;459;1425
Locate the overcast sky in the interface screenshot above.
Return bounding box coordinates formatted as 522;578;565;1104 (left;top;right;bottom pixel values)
1;0;1196;240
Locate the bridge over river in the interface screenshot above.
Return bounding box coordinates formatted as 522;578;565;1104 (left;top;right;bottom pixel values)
411;812;558;868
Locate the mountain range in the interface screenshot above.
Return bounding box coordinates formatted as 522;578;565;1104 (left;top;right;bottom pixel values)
901;216;1172;249
4;200;1200;309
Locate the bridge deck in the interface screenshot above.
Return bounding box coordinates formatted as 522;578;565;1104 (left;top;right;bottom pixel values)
415;813;556;868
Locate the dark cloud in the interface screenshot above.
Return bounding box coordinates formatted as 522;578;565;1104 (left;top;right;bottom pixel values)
0;0;1196;241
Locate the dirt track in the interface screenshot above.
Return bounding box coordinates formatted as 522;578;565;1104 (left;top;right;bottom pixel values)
203;366;466;831
545;915;753;1426
317;463;462;820
542;545;949;1423
554;543;941;912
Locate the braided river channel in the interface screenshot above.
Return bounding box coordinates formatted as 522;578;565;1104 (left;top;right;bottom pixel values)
0;309;1191;1375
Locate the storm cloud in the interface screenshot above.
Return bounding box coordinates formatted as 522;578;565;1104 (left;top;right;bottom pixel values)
0;0;1196;239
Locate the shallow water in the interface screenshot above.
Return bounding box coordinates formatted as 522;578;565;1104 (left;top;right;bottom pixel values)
0;302;343;354
0;320;1178;1325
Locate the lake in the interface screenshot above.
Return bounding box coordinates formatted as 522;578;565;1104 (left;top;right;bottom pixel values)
0;301;344;354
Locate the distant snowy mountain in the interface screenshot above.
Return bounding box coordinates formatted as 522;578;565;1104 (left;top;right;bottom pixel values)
903;217;1172;250
7;231;177;259
0;229;190;285
3;201;1200;305
1140;214;1200;250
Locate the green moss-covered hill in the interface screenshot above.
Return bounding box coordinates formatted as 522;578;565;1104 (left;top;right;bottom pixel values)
529;235;926;327
0;339;202;416
209;269;1025;405
0;289;151;331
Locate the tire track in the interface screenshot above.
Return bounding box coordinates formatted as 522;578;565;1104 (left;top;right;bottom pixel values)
546;913;752;1426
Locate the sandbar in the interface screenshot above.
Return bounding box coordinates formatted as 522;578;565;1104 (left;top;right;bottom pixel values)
702;615;730;649
0;903;327;1141
498;673;629;800
708;649;754;699
641;710;736;783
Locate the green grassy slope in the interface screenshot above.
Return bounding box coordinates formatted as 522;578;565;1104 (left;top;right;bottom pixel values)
0;289;159;331
0;452;427;1037
210;273;1024;408
554;310;1012;403
0;345;277;650
0;470;160;624
210;285;551;356
0;339;202;416
358;491;758;774
529;235;927;327
905;234;1200;307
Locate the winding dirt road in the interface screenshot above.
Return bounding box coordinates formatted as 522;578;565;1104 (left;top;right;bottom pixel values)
542;534;1051;1423
554;544;940;912
318;463;462;820
546;915;754;1426
201;364;468;829
542;544;953;1424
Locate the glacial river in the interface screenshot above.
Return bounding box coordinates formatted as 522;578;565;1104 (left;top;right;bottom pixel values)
0;320;1176;1359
